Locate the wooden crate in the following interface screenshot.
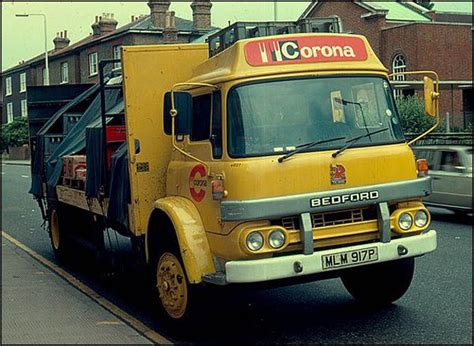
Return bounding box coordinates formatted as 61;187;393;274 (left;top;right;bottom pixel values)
63;155;86;180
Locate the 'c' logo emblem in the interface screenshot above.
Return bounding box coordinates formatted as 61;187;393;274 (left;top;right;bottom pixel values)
189;164;207;202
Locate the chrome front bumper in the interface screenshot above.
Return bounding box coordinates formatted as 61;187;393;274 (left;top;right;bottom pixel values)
208;230;436;284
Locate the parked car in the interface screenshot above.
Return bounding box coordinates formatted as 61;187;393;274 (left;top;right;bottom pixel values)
413;145;472;214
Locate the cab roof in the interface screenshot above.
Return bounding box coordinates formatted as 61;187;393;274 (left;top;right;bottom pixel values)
189;33;388;85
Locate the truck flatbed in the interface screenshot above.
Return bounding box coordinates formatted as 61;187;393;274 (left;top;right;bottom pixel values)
56;185;108;216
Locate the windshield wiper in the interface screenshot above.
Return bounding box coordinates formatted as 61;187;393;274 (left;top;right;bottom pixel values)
334;97;371;138
278;136;346;163
332;127;389;158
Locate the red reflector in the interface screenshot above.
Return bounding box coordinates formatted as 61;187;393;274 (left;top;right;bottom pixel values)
417;159;429;177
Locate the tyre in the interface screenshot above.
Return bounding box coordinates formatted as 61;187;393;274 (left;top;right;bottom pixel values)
49;207;71;261
150;240;203;325
341;258;415;306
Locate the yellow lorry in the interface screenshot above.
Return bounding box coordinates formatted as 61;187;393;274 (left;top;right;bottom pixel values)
35;21;440;322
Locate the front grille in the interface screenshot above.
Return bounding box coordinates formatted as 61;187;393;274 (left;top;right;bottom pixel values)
278;207;377;230
312;209;363;227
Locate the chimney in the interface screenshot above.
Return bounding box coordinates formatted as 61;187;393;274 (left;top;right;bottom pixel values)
163;11;178;43
425;10;437;21
91;13;118;36
191;0;212;31
53;30;70;50
148;1;171;28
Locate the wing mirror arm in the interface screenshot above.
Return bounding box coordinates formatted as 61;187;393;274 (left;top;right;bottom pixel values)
390;71;440;146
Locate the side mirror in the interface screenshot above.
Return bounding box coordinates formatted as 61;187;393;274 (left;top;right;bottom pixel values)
164;91;192;135
423;76;438;117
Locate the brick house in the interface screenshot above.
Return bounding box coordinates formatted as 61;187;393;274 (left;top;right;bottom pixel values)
1;0;215;125
300;0;473;129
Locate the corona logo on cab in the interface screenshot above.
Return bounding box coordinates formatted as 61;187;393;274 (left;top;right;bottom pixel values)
245;35;369;66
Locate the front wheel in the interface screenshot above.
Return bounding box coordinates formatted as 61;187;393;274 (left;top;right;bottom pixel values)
341;258;415;306
152;245;204;324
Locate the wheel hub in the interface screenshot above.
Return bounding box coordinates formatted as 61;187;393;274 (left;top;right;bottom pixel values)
156;252;188;319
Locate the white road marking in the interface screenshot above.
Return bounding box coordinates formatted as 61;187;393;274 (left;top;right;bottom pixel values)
21;175;29;178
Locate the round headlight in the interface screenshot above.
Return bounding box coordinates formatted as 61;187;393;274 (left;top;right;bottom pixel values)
268;230;286;249
398;213;413;231
246;232;264;251
414;210;429;228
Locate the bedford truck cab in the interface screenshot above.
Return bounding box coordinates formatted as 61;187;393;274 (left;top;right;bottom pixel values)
118;22;440;321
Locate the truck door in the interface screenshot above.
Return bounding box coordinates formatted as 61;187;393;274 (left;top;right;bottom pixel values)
168;90;223;234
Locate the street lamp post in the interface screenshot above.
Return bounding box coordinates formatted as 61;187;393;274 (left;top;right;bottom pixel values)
16;13;49;86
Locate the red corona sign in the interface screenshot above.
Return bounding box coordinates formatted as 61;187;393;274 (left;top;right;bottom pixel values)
189;164;207;202
244;36;368;66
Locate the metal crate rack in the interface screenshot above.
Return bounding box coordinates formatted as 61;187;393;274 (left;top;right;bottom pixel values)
208;17;341;58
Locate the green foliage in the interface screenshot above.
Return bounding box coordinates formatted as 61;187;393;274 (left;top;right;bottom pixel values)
415;0;434;10
396;95;435;133
1;117;30;151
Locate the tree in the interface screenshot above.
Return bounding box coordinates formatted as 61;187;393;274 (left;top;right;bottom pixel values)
396;95;435;134
1;117;30;152
414;0;434;10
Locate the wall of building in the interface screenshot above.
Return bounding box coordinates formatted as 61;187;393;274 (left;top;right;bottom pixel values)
78;35;136;84
382;23;472;81
307;2;386;56
382;23;472;127
48;54;80;85
128;32;190;45
2;69;29;123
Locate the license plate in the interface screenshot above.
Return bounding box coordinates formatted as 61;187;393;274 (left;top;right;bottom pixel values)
322;247;378;270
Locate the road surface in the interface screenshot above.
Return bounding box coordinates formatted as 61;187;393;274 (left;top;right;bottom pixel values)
2;163;472;344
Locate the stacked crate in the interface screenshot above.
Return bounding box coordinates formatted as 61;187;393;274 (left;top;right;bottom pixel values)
62;155;87;188
106;125;126;168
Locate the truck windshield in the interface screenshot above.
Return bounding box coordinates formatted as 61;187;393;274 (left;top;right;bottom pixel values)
228;76;405;158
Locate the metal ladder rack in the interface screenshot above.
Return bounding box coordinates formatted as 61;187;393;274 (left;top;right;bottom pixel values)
207;17;341;58
98;59;124;196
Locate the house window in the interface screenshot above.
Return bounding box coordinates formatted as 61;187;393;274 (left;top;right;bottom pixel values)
392;54;407;99
7;103;13;123
113;45;122;70
20;73;26;93
88;52;98;76
21;99;28;117
61;62;69;84
5;77;12;96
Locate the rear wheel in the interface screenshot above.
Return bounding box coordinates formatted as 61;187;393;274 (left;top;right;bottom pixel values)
49;207;71;261
341;258;415;306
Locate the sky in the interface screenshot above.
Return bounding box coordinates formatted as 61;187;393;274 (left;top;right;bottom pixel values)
2;1;472;71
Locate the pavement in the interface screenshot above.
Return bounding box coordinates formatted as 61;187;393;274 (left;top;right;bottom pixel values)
1;160;31;166
1;233;154;345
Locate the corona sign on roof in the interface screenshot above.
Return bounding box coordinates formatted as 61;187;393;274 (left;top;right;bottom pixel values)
244;35;368;67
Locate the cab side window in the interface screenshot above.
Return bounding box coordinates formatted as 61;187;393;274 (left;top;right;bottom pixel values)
191;92;223;159
191;94;212;141
211;91;222;159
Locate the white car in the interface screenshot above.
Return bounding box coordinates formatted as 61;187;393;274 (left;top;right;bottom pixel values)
413;145;472;214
